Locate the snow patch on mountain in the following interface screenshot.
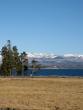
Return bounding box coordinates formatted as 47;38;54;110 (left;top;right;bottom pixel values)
64;54;83;58
27;52;83;59
27;52;57;58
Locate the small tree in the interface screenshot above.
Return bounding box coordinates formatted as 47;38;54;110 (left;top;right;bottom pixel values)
31;59;41;76
20;52;28;76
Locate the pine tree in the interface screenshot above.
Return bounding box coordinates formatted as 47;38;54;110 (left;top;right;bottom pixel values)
1;40;23;76
1;45;13;76
12;46;22;75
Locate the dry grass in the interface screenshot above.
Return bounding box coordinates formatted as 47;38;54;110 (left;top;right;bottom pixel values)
0;77;83;110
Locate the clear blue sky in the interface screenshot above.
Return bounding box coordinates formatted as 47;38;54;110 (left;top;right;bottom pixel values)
0;0;83;55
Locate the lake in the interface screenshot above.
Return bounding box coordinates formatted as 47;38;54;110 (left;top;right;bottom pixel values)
26;69;83;77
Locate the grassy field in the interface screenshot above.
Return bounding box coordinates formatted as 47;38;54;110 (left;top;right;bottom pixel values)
0;77;83;110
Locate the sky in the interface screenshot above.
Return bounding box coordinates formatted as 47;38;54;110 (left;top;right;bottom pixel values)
0;0;83;55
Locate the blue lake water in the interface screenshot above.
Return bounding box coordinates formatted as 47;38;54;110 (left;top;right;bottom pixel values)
26;69;83;77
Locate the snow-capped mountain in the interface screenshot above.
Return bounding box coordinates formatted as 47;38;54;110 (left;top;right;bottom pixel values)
27;52;83;59
27;52;83;69
0;52;83;69
27;52;83;58
64;54;83;58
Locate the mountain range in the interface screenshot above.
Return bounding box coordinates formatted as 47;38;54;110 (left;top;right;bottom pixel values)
28;52;83;59
0;52;83;69
28;53;83;69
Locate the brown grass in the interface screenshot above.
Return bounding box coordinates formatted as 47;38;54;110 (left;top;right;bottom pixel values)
0;77;83;110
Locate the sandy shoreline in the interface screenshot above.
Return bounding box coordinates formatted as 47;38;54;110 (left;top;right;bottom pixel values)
0;77;83;110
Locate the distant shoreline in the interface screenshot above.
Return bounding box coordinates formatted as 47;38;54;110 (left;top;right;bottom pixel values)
29;68;83;69
0;75;83;78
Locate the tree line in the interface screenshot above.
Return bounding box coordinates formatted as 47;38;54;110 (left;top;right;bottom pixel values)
0;40;40;76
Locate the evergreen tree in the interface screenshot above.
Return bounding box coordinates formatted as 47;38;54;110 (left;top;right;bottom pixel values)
1;40;23;76
12;46;22;75
1;45;13;76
